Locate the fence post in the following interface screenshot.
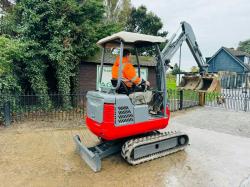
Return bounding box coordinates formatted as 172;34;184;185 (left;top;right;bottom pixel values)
199;92;206;106
243;73;248;112
179;90;183;110
4;101;11;126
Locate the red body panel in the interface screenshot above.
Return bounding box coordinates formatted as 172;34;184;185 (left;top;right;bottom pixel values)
86;104;170;140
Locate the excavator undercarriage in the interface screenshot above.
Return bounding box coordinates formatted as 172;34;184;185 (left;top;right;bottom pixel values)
74;131;189;172
121;131;189;165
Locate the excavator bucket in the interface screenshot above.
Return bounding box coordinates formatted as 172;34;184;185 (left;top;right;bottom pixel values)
178;74;221;93
178;75;201;90
195;74;221;92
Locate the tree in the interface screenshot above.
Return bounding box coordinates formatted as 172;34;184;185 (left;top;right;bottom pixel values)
171;63;181;75
125;5;167;55
0;0;14;14
190;66;199;73
1;0;120;108
126;5;167;37
0;36;25;95
238;39;250;54
104;0;132;27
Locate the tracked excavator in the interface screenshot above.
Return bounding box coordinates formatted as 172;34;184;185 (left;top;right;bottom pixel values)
74;21;220;172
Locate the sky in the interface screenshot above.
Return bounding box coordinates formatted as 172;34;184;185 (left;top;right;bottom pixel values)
131;0;250;71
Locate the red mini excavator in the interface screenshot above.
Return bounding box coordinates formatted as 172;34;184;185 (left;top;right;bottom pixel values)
74;21;220;172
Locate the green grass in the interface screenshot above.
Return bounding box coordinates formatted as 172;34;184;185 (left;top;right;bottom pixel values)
166;74;177;89
205;92;221;102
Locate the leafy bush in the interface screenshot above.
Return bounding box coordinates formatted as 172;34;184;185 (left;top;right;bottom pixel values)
0;36;25;94
0;0;122;109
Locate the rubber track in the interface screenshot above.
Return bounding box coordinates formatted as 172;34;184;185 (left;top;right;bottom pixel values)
121;131;189;165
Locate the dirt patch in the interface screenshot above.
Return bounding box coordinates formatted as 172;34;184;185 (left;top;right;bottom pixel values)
0;107;250;187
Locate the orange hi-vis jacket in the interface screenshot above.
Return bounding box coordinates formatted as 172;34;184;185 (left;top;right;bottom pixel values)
112;56;142;88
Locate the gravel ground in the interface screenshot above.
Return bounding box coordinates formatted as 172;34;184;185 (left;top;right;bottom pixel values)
172;106;250;138
0;107;249;187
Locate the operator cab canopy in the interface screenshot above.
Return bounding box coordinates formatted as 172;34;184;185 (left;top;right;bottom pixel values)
97;31;166;48
96;31;166;94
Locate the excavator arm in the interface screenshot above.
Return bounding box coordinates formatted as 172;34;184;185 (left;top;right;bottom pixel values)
161;21;207;73
157;21;220;93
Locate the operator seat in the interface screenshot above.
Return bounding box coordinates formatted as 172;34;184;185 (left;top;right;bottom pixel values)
111;79;147;95
129;91;153;105
111;79;154;107
111;79;131;95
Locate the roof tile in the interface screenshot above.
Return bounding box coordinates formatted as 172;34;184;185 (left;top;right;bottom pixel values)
223;47;250;57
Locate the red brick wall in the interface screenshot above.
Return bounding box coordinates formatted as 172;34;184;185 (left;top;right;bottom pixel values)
79;62;156;92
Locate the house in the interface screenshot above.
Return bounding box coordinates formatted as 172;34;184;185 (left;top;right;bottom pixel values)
206;47;250;88
206;47;250;74
79;53;157;92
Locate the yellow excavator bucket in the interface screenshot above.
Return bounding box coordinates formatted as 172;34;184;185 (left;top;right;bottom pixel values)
178;75;201;90
178;74;221;93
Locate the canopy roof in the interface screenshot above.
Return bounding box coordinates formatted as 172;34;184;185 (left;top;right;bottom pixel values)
97;31;166;48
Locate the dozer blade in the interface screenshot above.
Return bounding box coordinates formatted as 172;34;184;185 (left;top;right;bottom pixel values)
196;75;221;92
178;75;201;90
73;135;124;172
73;135;101;172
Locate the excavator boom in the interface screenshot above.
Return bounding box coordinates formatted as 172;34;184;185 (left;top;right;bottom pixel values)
160;21;220;92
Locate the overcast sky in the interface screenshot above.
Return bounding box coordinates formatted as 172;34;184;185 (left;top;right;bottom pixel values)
131;0;250;71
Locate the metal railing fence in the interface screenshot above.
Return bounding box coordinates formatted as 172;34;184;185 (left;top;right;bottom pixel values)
0;89;199;126
0;92;86;126
205;73;250;111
